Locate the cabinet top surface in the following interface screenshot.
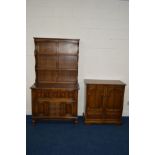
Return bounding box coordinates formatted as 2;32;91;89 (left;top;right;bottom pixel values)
34;37;80;42
84;79;126;85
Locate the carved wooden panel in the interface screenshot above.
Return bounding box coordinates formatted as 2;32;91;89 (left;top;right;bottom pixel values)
106;86;124;110
46;102;66;117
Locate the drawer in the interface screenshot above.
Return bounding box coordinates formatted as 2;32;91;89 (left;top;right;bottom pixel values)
32;89;76;98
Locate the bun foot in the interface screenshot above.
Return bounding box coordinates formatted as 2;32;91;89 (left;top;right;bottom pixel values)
32;119;36;127
73;118;78;124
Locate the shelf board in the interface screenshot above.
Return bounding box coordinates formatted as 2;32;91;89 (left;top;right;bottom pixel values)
36;68;78;71
38;98;75;103
35;53;78;56
37;81;77;84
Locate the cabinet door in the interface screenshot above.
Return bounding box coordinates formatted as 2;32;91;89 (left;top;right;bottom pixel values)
33;98;74;117
95;85;107;118
33;100;50;116
86;85;103;119
104;86;125;119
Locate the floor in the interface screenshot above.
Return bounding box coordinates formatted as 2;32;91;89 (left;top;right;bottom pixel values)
26;116;129;155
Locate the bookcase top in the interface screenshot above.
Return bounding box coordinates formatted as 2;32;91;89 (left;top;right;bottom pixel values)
34;37;80;42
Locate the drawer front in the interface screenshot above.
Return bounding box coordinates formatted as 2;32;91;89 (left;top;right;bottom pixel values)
33;89;76;98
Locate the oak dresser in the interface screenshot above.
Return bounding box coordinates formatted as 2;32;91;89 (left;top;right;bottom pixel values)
31;38;80;125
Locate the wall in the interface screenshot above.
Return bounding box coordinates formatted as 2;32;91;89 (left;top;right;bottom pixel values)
26;0;129;116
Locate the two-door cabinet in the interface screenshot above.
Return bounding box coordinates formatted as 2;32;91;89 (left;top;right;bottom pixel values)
84;79;126;124
31;38;80;125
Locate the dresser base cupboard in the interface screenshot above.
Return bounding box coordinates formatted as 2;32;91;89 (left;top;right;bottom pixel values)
31;85;79;125
84;79;126;125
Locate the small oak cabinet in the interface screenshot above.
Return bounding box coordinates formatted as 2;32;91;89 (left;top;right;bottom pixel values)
84;79;126;124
